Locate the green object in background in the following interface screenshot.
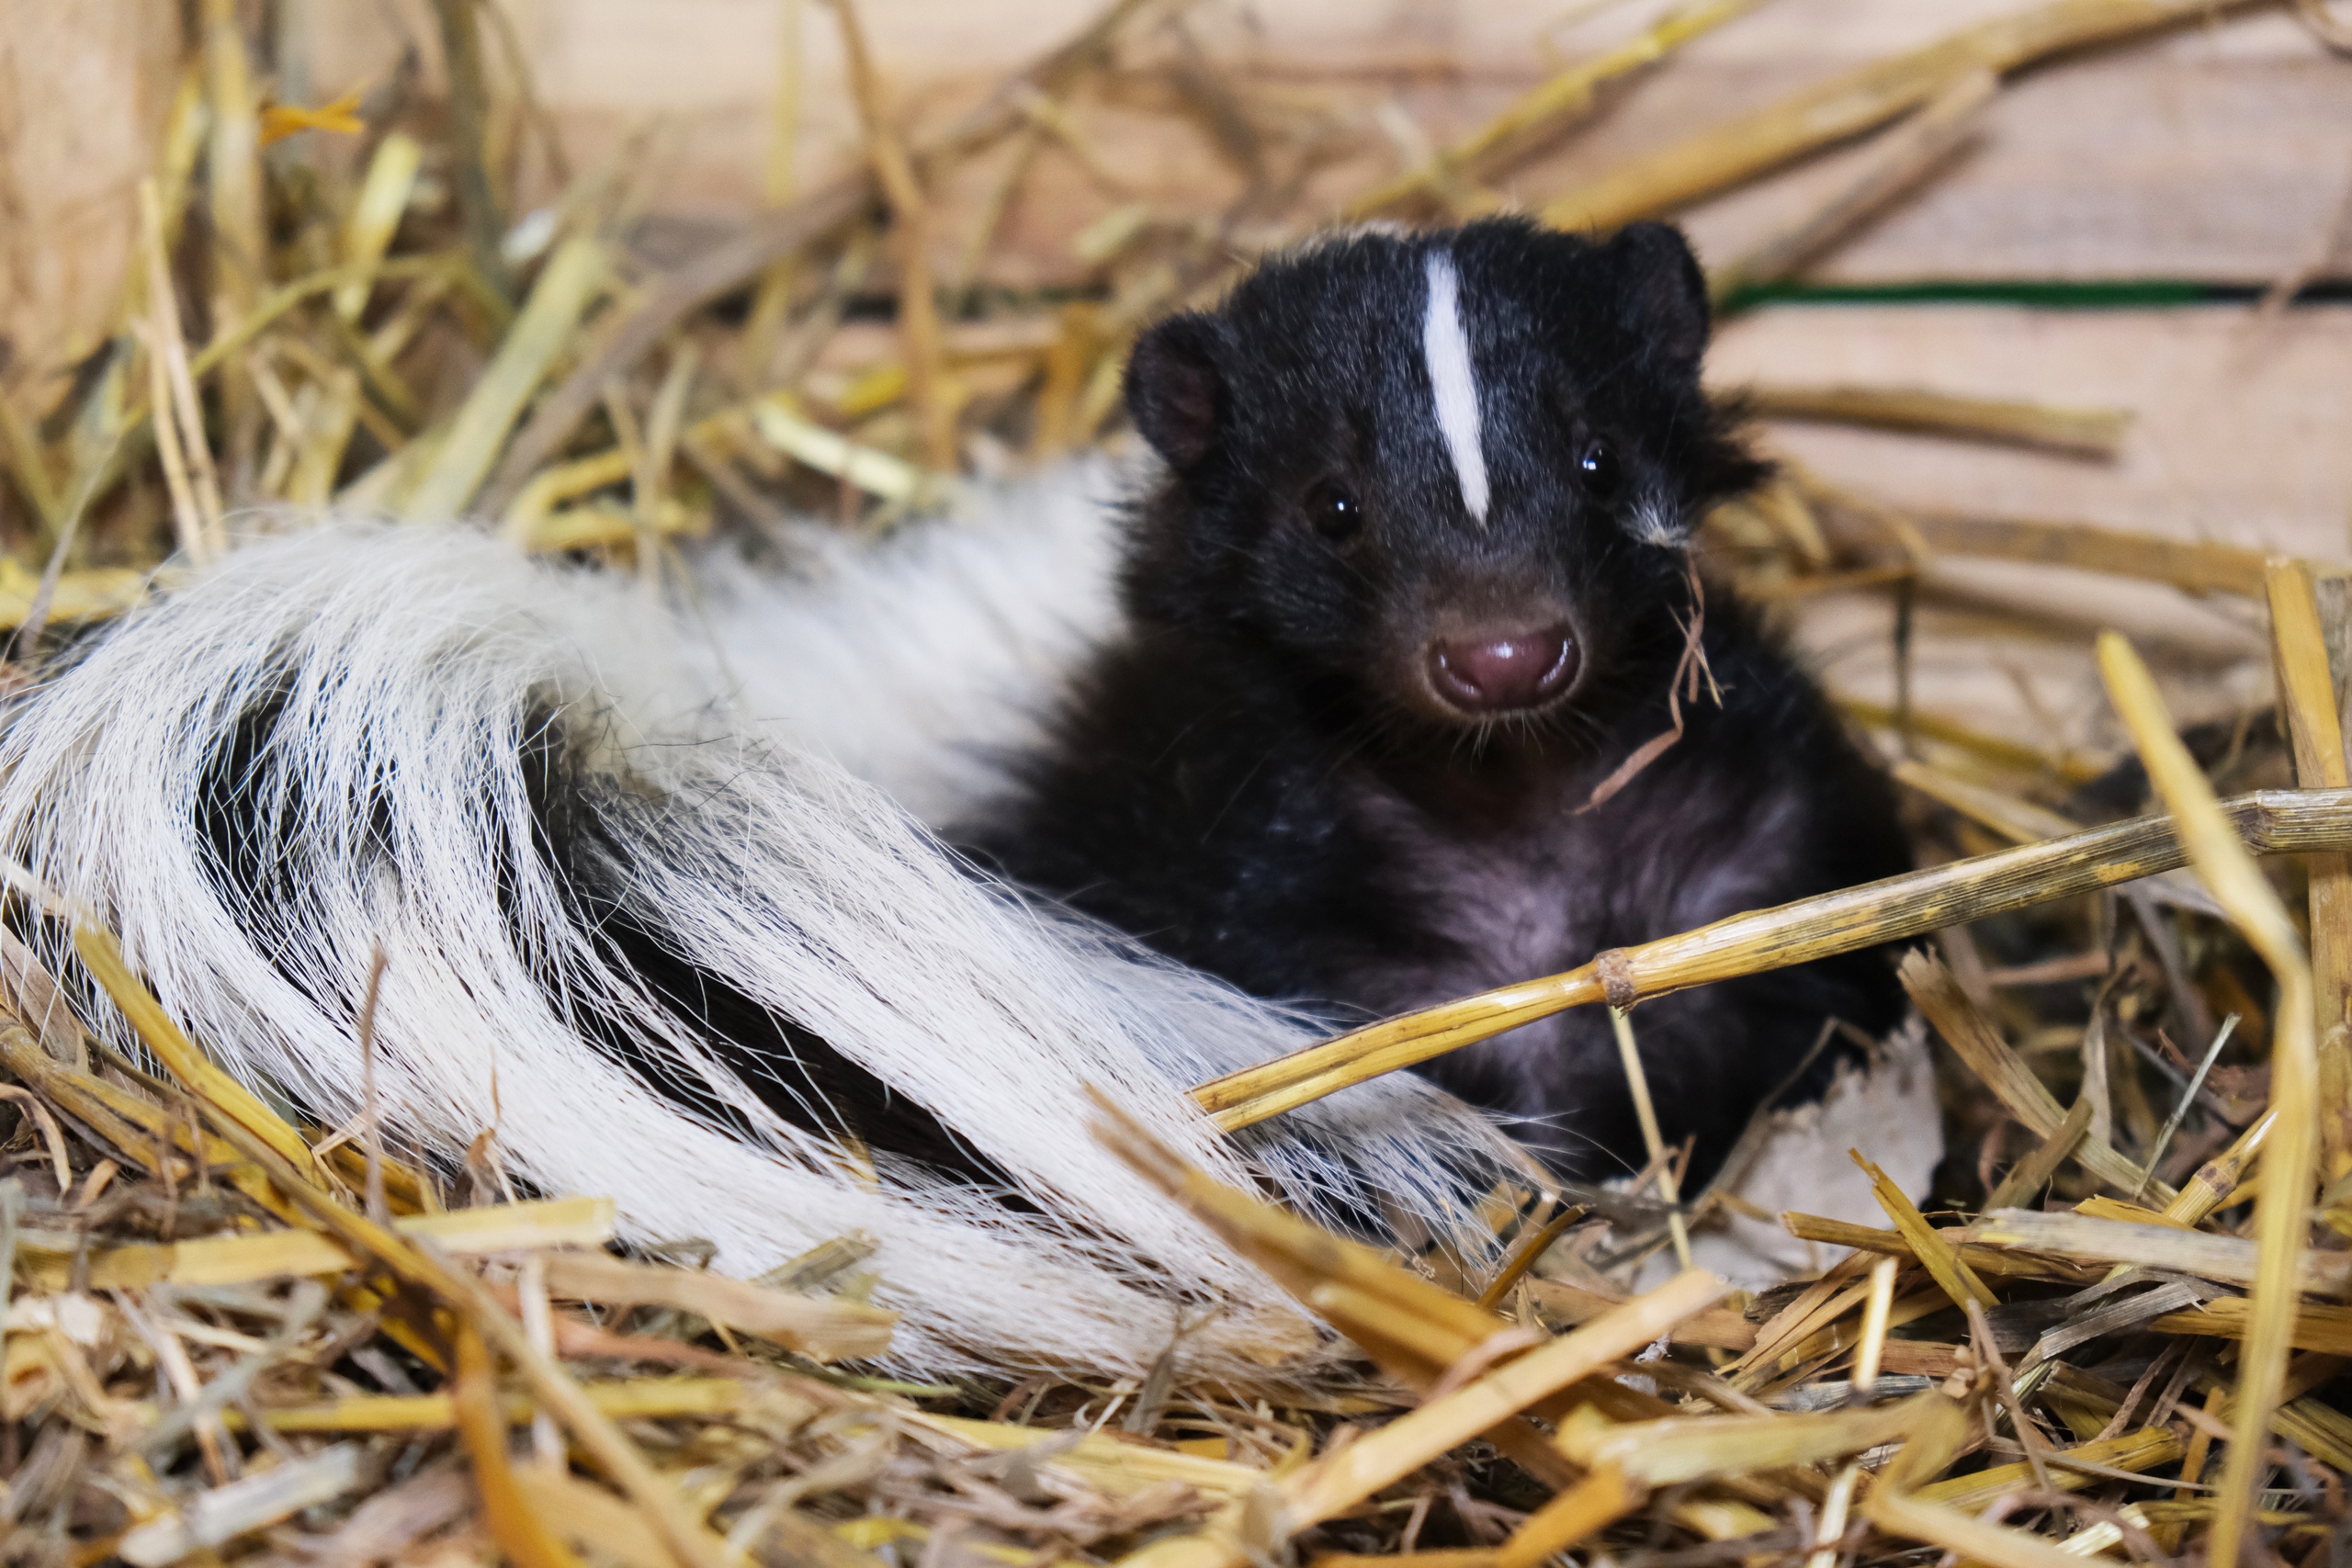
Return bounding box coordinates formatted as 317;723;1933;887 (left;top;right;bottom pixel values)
1716;277;2304;315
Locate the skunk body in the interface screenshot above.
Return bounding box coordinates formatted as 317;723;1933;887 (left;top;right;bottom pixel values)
969;220;1912;1181
0;525;1522;1378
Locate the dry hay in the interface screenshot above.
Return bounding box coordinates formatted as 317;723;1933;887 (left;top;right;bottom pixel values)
0;2;2346;1566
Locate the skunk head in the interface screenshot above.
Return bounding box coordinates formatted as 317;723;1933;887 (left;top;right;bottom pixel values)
1121;218;1763;734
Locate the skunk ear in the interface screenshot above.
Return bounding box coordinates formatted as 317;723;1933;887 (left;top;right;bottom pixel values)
1599;221;1711;374
1125;313;1228;470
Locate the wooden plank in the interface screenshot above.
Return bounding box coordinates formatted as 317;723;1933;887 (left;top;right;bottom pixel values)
1709;302;2352;762
289;0;2348;286
1709;303;2352;558
17;0;2352;378
1672;46;2352;283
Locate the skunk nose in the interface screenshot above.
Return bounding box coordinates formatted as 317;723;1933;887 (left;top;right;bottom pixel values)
1428;625;1579;713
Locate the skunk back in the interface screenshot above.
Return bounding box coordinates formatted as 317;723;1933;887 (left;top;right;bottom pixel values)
702;458;1127;830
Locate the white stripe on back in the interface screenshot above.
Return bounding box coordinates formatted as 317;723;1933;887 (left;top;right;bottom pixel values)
1420;252;1489;524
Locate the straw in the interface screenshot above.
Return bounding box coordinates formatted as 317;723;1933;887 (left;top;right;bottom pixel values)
1850;1255;1899;1393
0;388;63;538
201;0;264;492
139;179;224;559
2098;633;2320;1568
1610;1007;1694;1270
1709;68;1999;305
451;1321;586;1568
429;0;514;301
400;235;610;521
1800;481;2277;597
2137;1014;2239;1199
1192;785;2352;1130
822;0;957;473
481;0;1164;513
1741;381;2131;459
741;0;809;379
1856;1150;1993;1310
334;132;424;321
2267;559;2352;1176
1345;0;1764;219
1901;949;2165;1198
1542;0;2262;231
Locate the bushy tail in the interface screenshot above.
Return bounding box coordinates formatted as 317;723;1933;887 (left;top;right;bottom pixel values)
0;521;1524;1378
697;457;1128;830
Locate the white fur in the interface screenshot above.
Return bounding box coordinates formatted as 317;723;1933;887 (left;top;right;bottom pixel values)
1643;1019;1941;1290
1627;492;1687;548
1421;253;1490;524
701;460;1125;831
0;517;1526;1379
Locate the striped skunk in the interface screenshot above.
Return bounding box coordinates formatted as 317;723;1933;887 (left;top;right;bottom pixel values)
967;219;1914;1186
0;221;1933;1379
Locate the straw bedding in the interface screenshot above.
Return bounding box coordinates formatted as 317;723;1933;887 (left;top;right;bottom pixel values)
0;2;2344;1565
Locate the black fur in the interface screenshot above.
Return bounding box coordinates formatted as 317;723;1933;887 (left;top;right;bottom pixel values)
510;718;1015;1190
187;683;1009;1191
969;220;1910;1182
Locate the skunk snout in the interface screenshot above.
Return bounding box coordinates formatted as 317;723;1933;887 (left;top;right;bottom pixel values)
1427;624;1578;715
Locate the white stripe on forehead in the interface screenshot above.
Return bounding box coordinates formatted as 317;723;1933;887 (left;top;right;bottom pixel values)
1419;251;1490;524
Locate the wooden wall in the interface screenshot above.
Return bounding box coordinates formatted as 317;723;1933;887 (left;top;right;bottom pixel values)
269;0;2352;282
17;1;2349;350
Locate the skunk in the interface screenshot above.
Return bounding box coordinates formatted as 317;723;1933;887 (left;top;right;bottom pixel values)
0;223;1932;1381
0;525;1527;1378
965;220;1914;1185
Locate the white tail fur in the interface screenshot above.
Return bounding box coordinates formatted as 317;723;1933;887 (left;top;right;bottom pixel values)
699;459;1129;831
0;507;1527;1378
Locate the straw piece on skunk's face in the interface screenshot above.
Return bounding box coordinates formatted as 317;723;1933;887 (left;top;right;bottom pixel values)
0;519;1531;1378
1120;218;1767;733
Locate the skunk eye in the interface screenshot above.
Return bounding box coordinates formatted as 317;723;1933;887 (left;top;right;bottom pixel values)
1305;479;1364;542
1577;439;1622;499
